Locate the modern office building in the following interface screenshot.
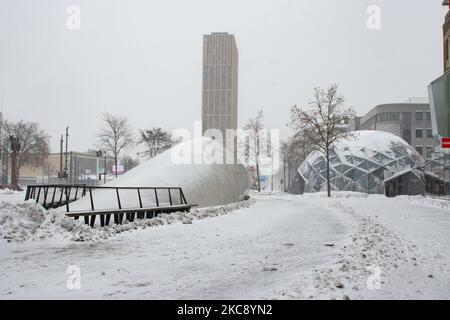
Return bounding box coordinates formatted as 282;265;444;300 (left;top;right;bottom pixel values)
201;33;238;145
428;1;450;142
351;101;436;159
443;0;450;73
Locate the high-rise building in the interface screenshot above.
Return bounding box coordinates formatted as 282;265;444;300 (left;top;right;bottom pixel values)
443;0;450;72
201;33;238;144
428;1;450;142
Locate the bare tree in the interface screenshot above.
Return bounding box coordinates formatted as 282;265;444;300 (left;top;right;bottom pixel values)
280;141;290;192
280;133;311;192
121;154;140;172
97;113;134;177
138;127;175;159
243;110;270;192
5;120;50;184
290;84;355;197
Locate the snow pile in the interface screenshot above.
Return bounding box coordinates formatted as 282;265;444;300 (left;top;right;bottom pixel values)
0;189;15;195
0;200;79;242
0;201;46;241
395;195;450;210
0;197;255;242
66;137;249;214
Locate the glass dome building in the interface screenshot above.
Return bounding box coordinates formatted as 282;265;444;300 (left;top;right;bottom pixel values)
298;131;425;194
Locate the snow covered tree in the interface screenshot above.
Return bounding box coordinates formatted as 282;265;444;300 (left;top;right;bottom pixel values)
97;113;134;177
138;127;175;159
290;84;355;197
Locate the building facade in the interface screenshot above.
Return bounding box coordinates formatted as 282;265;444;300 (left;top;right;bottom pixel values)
443;1;450;73
429;2;450;142
355;102;435;158
2;151;115;186
201;33;238;144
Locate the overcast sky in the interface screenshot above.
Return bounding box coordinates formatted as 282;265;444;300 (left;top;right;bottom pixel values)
0;0;446;152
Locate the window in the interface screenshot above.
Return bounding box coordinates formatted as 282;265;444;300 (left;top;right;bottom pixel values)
415;111;423;121
376;112;400;122
426;112;431;121
426;129;433;138
415;146;423;155
415;129;423;138
402;129;411;144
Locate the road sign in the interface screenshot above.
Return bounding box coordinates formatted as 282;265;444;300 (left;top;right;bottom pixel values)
442;137;450;149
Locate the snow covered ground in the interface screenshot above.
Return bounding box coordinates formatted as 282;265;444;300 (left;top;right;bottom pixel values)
0;190;449;299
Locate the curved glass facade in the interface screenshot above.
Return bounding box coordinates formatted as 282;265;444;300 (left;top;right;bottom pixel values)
299;131;424;194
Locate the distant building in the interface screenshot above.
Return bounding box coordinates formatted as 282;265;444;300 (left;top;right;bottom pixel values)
201;33;238;146
348;116;362;132
10;152;114;186
355;102;435;158
425;1;450;196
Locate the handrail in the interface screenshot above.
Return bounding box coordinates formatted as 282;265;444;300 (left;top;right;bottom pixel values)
25;185;188;212
26;184;183;190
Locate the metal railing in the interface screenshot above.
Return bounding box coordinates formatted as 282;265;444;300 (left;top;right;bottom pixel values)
25;184;195;227
25;184;188;212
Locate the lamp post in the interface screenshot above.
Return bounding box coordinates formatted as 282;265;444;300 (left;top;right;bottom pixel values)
64;126;69;179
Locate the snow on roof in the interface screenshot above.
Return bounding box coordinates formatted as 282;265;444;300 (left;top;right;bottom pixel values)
404;97;429;104
383;167;419;183
64;138;249;211
333;130;418;158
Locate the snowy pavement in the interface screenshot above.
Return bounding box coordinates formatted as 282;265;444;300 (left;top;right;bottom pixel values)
0;191;449;299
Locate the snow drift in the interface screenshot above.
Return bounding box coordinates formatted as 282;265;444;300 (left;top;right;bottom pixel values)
0;198;255;242
66;137;249;212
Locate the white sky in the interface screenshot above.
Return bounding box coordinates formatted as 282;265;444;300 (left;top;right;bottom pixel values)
0;0;446;152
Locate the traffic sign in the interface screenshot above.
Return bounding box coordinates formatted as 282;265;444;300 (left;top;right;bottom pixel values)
442;137;450;149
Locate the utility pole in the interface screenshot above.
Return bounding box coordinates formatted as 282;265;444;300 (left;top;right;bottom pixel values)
59;134;63;178
64;126;69;179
